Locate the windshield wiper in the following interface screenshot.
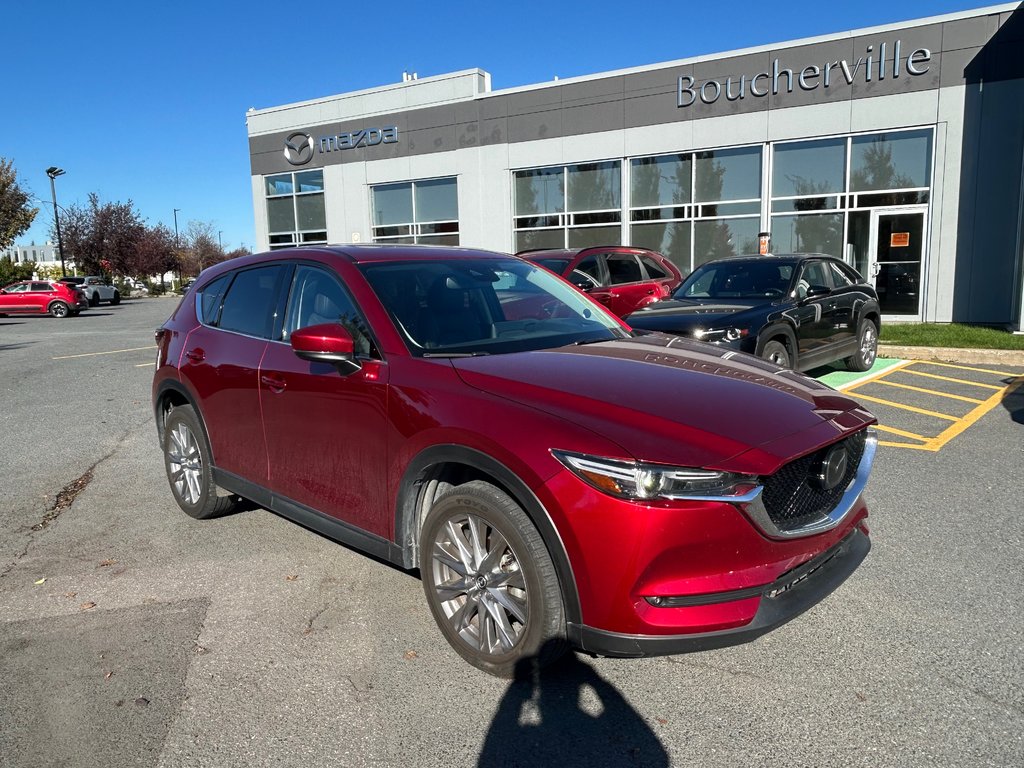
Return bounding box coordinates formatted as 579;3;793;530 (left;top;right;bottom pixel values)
422;351;491;358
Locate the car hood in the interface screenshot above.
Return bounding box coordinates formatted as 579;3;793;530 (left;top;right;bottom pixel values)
448;334;875;473
626;298;767;333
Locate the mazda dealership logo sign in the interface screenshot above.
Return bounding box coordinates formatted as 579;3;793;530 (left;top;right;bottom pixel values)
283;132;315;166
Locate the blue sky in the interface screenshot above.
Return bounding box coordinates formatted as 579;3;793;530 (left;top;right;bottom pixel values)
4;0;1001;253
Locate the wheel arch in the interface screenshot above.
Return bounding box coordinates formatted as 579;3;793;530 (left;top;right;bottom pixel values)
153;379;214;460
395;444;582;626
755;322;798;359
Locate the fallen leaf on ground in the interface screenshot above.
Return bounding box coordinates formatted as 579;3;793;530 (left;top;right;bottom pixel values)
34;578;46;585
403;650;419;660
104;671;113;680
285;574;299;581
98;559;117;567
64;592;77;598
134;697;150;707
656;717;668;725
80;601;97;611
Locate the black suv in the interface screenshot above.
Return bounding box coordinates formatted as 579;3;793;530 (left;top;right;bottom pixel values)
626;254;881;372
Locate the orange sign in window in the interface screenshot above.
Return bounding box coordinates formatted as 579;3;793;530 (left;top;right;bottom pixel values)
890;232;911;247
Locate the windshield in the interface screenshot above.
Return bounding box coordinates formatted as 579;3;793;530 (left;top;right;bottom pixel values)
676;260;795;300
361;258;627;356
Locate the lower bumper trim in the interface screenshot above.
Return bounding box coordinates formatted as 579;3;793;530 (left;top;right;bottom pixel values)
568;526;870;658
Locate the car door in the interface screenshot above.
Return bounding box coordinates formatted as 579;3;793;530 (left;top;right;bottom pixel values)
825;260;862;346
258;263;390;538
791;260;838;359
601;253;657;316
180;264;287;484
0;283;32;313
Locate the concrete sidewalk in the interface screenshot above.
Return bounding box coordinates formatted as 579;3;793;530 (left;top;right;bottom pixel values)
878;344;1024;368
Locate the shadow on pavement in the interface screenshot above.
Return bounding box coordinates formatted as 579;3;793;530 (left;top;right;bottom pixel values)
478;643;668;768
1003;377;1024;424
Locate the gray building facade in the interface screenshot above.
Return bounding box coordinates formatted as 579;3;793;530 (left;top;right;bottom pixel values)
247;3;1024;330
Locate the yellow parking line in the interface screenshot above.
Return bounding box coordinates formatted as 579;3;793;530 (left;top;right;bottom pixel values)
135;362;155;368
878;440;938;451
53;345;154;360
873;379;986;404
852;393;960;421
924;378;1022;448
898;369;1004;390
910;360;1018;378
874;424;931;441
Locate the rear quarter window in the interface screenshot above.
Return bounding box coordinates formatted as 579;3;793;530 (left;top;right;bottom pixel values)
217;266;285;338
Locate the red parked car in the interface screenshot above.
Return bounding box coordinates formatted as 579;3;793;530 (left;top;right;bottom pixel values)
0;279;88;318
517;246;682;317
153;245;876;677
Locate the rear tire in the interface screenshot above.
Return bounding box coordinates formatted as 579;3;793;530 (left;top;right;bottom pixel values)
419;480;566;678
49;301;70;318
162;405;236;520
845;319;879;372
760;338;792;368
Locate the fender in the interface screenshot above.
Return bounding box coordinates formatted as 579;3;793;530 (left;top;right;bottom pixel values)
755;321;799;361
153;377;213;458
395;444;583;627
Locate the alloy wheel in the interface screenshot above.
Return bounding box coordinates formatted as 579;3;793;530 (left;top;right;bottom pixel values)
861;324;878;366
167;422;203;505
430;513;529;656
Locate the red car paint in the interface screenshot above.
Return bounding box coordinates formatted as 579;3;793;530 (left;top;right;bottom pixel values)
0;279;88;317
153;245;875;660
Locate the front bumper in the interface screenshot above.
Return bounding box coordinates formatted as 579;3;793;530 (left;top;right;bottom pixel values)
568;526;870;657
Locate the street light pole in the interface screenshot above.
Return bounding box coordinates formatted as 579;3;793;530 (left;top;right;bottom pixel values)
173;208;181;287
46;166;67;277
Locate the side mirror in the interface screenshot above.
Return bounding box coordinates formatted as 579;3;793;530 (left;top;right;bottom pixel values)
572;280;594;292
290;323;361;374
798;284;831;302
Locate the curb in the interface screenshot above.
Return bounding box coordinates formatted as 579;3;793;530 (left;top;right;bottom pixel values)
879;344;1024;368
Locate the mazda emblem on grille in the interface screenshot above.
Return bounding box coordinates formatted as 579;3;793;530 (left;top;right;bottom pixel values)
817;445;849;491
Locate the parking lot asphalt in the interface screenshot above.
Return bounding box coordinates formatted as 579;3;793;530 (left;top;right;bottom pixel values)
1;299;1022;768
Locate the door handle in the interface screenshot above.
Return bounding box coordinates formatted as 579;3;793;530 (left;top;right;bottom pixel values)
185;348;205;363
260;374;287;393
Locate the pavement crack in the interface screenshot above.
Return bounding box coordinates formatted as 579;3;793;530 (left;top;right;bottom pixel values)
32;468;95;531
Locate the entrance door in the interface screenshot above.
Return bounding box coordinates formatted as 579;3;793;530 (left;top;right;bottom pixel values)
869;208;927;316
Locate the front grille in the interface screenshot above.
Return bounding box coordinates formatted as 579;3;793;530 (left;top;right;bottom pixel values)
761;430;867;531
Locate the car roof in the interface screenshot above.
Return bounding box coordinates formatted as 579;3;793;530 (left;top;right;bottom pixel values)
698;253;839;268
517;246;662;261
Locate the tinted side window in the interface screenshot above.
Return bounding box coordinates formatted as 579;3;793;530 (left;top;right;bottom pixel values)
32;282;52;291
640;256;670;279
576;256;602;284
217;265;285;338
197;274;232;325
282;265;375;357
828;262;853;288
606;255;643;284
799;261;831;290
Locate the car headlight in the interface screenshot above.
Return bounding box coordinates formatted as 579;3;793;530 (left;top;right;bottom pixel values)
693;327;748;342
552;451;758;501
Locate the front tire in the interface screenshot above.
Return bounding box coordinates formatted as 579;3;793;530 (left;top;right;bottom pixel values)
162;405;235;520
419;480;566;677
49;301;70;318
110;290;121;305
845;319;879;372
760;338;792;368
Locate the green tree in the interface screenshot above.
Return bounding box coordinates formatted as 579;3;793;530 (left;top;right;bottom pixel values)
0;158;38;250
0;255;36;286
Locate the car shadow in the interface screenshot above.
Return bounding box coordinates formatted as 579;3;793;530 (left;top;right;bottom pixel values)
0;343;31;352
0;321;26;327
477;642;669;768
73;312;115;319
1002;376;1024;425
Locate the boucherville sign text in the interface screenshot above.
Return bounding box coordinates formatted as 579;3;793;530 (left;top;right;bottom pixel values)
677;40;931;107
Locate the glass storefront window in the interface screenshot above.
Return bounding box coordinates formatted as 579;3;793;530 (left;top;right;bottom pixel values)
850;129;932;191
567;162;620;212
694;147;761;203
694;218;760;266
631;154;691;208
772;138;846;198
515;168;564;216
631;222;691;275
771;212;844;258
265;170;327;250
372;178;460;245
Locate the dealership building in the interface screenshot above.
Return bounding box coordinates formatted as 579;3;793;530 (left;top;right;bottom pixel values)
247;3;1024;330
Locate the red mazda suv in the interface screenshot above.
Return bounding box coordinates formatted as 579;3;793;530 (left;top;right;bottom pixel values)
152;245;876;677
517;246;682;318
